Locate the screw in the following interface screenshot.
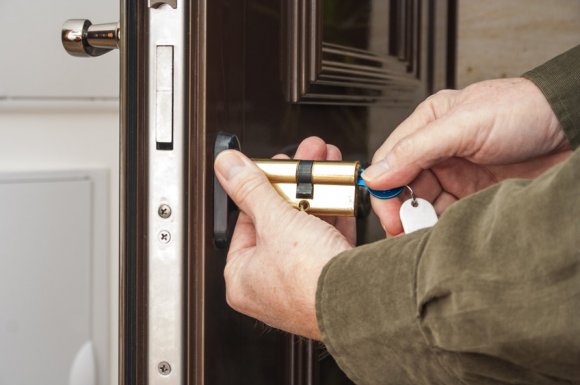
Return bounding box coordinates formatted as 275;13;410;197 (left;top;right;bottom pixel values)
158;361;171;375
298;200;310;211
158;204;172;219
159;230;171;243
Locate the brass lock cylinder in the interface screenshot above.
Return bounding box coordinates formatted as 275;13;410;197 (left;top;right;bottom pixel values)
253;159;361;216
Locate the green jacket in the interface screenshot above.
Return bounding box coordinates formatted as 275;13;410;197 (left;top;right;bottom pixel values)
316;45;580;385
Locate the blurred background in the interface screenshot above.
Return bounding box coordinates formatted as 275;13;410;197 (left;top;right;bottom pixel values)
0;1;578;384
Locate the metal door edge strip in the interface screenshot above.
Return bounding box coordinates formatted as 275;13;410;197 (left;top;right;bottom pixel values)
148;2;185;384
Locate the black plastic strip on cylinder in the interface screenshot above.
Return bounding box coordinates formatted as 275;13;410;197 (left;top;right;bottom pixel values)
296;160;314;199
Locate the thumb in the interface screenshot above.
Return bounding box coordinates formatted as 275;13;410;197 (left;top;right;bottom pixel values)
214;150;290;222
362;117;463;189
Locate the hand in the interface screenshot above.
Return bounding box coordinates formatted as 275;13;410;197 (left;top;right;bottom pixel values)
362;77;572;235
214;138;353;340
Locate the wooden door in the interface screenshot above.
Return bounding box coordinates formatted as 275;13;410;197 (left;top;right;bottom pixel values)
119;1;456;384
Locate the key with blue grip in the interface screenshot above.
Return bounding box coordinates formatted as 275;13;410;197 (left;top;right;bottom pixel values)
356;168;404;199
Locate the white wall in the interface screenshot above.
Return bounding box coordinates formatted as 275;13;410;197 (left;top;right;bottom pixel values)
457;0;580;87
0;1;119;382
0;103;119;385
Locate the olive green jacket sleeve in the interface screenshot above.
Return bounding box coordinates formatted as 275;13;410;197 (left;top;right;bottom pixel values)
524;44;580;148
316;45;580;385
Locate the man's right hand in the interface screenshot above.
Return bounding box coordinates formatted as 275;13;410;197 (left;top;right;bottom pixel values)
362;77;572;235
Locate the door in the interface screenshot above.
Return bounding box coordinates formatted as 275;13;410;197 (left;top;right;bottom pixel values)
62;0;456;384
192;2;455;385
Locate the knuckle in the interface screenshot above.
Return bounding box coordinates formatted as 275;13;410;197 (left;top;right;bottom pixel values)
421;89;455;117
392;136;414;158
371;142;391;163
326;144;342;160
434;89;455;97
371;152;383;164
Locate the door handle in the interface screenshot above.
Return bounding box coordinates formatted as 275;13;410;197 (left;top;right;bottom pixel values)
61;19;119;57
214;133;242;248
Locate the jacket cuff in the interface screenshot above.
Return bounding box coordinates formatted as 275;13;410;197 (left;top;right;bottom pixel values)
523;45;580;150
316;231;459;385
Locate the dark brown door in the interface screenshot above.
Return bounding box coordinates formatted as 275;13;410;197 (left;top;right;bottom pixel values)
119;1;456;384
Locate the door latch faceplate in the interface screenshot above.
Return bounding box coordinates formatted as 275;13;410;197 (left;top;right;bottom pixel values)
147;1;184;384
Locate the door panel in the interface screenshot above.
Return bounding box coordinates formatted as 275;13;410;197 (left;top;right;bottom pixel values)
119;0;456;384
287;0;425;105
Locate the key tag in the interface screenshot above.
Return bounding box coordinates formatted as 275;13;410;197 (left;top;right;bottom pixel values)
399;186;438;234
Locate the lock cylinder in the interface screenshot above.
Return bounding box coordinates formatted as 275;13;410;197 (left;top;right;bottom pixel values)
253;159;361;216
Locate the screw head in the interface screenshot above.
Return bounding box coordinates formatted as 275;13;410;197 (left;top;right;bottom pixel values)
158;230;171;244
158;361;171;375
158;204;172;219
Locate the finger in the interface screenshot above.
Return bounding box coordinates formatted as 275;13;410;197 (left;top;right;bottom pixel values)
294;136;327;160
326;144;342;161
371;90;458;163
431;158;493;198
432;191;457;216
273;153;290;160
362;115;467;190
404;169;443;203
371;197;403;235
228;212;256;262
215;150;292;223
372;169;442;235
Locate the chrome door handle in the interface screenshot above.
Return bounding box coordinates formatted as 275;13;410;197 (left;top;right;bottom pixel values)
61;19;119;57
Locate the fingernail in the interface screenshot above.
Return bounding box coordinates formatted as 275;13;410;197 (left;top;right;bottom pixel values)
216;151;246;181
362;159;390;181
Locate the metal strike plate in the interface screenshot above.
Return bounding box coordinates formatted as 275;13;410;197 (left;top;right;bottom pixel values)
253;159;361;216
147;1;184;383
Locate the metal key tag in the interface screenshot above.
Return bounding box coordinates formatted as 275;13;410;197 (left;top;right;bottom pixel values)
399;187;438;234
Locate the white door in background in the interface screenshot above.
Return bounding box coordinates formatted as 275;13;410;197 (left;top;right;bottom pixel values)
0;171;109;385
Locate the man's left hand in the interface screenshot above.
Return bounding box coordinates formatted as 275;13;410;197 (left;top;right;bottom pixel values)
214;137;353;340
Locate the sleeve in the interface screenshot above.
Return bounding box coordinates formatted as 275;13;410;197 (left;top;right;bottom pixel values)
524;44;580;149
316;150;580;384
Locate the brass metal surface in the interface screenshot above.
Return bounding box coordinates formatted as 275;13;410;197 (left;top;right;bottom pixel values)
274;183;357;216
253;159;359;184
253;159;360;216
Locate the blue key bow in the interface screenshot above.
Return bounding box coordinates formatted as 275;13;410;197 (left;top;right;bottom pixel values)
356;168;403;199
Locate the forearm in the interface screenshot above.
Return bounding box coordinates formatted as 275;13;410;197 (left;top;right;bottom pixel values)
317;150;580;385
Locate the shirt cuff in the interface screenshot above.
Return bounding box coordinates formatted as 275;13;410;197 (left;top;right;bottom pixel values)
523;44;580;150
